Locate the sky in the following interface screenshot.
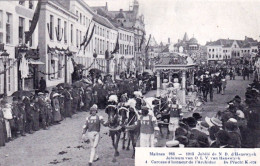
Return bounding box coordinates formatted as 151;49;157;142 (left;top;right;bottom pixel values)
85;0;260;45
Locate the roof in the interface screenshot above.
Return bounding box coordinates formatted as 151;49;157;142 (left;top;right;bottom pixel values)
183;32;189;41
93;14;115;29
161;46;169;53
189;37;198;44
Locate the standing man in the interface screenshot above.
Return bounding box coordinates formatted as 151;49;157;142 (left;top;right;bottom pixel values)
39;77;46;93
127;106;159;147
168;98;182;140
63;86;72;118
82;105;106;166
209;80;214;102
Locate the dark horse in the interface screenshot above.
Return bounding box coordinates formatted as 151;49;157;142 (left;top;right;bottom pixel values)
124;106;140;158
105;103;122;161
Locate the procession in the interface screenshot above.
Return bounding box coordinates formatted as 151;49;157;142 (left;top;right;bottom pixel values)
1;0;260;166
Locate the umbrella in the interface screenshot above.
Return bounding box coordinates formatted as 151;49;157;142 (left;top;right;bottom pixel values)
12;90;34;98
72;81;87;88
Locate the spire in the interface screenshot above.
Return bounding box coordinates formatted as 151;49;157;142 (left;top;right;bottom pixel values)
183;32;189;42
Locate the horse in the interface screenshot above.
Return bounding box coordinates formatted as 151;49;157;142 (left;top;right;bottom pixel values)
105;102;122;160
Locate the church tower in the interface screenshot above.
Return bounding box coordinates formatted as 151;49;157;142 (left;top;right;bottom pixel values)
133;0;139;16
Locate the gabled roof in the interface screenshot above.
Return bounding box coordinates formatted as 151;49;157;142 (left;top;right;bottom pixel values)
93;14;115;29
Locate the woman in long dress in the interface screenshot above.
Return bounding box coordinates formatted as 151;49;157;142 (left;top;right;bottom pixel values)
52;93;62;123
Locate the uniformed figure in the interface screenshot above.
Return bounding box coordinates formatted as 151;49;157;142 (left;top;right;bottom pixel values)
82;105;106;166
127;106;159;147
23;97;34;134
168;98;182;140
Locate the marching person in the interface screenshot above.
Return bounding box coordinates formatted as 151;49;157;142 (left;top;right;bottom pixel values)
82;105;106;166
126;106;159;147
168;98;182;140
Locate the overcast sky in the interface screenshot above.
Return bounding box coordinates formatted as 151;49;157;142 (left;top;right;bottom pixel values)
85;0;260;45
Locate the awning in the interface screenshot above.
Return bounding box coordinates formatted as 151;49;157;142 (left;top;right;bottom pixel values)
28;59;45;65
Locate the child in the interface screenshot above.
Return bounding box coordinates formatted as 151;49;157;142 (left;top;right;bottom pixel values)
82;105;106;166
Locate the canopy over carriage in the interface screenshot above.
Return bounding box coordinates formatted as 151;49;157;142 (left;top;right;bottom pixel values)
154;52;197;110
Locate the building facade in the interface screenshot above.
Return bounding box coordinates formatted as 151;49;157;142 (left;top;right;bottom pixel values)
206;37;259;65
0;0;39;95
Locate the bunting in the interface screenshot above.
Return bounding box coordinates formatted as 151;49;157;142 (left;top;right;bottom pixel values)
111;33;119;54
145;34;151;53
139;32;145;50
25;0;42;44
79;20;92;51
84;24;96;51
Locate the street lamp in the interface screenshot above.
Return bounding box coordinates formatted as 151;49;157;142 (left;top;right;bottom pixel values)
1;50;10;97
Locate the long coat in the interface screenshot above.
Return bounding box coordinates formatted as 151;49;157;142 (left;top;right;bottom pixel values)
52;97;62;122
0;110;5;146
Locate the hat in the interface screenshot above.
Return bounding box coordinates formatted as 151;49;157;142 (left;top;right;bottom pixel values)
166;140;179;147
216;130;230;145
108;95;118;103
176;136;189;146
38;92;44;95
184;117;197;128
163;79;168;83
205;116;223;127
92;104;98;109
192;113;202;120
90;106;98;113
236;110;245;119
227;118;237;123
52;93;60;98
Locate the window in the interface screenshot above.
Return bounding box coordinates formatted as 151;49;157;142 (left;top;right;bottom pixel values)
57;18;61;40
209;49;211;52
0;10;2;29
71;24;73;44
80;13;82;24
212;54;214;58
29;20;33;47
29;0;33;9
19;0;25;6
234;45;237;48
80;30;82;45
6;13;12;44
219;55;221;58
49;15;54;40
64;21;67;43
83;16;85;25
76;29;78;47
216;55;218;58
76;11;78;20
18;17;24;44
0;32;3;43
107;30;109;39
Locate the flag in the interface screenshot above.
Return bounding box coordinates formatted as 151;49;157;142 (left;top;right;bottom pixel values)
25;0;42;44
84;24;96;51
80;20;92;51
145;34;151;53
111;34;119;54
138;32;145;50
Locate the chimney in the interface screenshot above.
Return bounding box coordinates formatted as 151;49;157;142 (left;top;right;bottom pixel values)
168;38;171;44
105;2;108;10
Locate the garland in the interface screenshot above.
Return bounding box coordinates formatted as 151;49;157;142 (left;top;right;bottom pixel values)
0;58;21;75
38;64;65;75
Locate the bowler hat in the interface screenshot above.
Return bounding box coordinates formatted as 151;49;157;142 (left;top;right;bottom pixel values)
192;113;202;120
178;122;189;131
184;117;197;128
224;121;238;131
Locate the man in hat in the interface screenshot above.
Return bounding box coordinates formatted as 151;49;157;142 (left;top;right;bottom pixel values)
224;121;241;148
39;77;46;93
127;106;159;147
82;105;106;166
215;130;231;148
